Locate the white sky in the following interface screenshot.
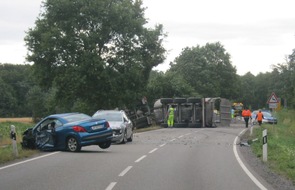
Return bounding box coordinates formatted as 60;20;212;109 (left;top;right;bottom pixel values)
0;0;295;76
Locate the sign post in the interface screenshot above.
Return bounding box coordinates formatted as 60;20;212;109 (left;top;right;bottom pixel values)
267;92;279;110
10;125;19;157
262;129;267;162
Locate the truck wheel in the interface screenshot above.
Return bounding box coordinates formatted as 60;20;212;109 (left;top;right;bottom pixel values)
187;97;201;104
173;98;186;104
160;98;173;104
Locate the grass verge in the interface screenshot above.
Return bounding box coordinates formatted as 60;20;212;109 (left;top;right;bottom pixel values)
246;109;295;184
0;121;38;165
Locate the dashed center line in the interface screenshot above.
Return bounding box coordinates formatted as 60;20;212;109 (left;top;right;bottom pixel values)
149;148;158;153
105;182;117;190
135;155;146;163
119;166;133;177
105;130;203;190
160;143;166;147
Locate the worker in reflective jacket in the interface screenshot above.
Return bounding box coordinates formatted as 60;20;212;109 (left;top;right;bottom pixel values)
255;110;264;126
167;106;175;128
242;107;252;128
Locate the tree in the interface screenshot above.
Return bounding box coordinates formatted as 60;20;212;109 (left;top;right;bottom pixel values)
169;42;238;99
25;0;166;114
0;77;17;117
146;70;196;104
0;64;33;116
272;50;295;108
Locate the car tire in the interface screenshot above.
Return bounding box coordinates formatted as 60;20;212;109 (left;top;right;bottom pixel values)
127;131;133;142
66;136;81;152
98;141;111;149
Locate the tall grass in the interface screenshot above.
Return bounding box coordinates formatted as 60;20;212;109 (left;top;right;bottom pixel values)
250;109;295;184
0;121;38;164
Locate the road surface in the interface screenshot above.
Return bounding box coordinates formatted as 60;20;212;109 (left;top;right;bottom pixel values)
0;126;274;190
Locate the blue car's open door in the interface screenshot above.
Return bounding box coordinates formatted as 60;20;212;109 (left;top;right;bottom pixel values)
35;130;55;150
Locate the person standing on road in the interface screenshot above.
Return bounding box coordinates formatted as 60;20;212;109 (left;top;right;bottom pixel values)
167;105;175;128
255;110;264;126
242;107;252;128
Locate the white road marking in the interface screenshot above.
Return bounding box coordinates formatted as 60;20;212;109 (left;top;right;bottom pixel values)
119;166;133;177
178;135;184;138
135;155;146;163
233;130;267;190
105;182;117;190
149;148;158;154
170;138;176;142
0;151;60;171
159;143;166;147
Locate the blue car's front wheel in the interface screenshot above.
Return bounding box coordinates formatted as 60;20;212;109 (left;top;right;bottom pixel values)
66;137;81;152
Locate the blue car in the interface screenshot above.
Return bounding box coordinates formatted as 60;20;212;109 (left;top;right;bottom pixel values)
21;113;113;152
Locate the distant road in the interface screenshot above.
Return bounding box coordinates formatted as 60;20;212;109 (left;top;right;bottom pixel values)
0;127;274;190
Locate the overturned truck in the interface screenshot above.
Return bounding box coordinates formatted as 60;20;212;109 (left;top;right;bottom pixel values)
153;97;231;128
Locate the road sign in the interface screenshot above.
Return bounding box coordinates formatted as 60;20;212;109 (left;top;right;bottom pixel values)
267;92;279;103
269;103;278;109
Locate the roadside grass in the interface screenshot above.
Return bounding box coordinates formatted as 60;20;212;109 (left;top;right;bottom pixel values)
249;109;295;184
0;121;39;165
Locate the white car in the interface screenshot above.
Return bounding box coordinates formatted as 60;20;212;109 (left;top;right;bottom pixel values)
92;110;134;144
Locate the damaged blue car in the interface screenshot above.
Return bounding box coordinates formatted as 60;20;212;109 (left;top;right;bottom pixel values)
21;113;113;152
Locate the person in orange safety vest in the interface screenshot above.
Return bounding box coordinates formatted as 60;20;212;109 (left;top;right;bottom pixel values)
242;108;252;128
255;110;264;126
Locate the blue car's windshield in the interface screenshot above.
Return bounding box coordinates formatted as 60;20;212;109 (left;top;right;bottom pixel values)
63;114;91;123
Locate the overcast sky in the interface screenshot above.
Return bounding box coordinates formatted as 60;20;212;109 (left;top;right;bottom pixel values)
1;0;294;75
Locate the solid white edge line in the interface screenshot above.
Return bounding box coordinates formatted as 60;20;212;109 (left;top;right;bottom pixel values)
119;166;133;177
233;130;267;190
149;148;158;154
135;155;146;163
178;135;183;138
0;151;60;171
105;182;117;190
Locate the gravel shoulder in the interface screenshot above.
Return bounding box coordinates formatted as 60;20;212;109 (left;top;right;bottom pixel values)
238;126;295;190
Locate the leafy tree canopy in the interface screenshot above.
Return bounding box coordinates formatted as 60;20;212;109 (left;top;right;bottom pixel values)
25;0;166;114
168;42;238;99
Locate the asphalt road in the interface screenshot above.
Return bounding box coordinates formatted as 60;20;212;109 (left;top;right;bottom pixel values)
0;126;275;190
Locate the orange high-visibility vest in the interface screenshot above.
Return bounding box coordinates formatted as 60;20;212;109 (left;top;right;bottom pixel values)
242;110;251;117
256;112;264;121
